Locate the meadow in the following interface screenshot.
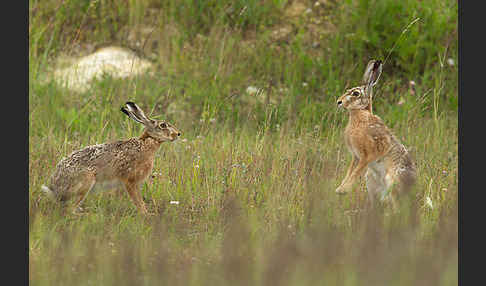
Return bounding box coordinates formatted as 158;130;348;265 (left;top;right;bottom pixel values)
29;0;458;285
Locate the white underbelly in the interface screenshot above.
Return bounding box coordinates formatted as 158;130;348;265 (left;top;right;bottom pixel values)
368;160;386;177
91;179;124;193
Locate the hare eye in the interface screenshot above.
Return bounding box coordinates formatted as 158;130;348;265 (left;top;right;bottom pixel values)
352;91;360;96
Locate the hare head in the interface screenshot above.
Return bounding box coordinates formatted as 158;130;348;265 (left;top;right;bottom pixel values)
337;60;382;111
121;102;181;142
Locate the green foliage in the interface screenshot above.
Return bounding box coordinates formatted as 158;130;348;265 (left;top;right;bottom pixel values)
29;0;457;285
160;0;284;37
335;0;457;76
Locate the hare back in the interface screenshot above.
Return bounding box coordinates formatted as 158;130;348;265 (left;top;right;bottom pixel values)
385;138;416;175
59;138;158;170
48;137;159;192
381;140;417;192
389;145;416;191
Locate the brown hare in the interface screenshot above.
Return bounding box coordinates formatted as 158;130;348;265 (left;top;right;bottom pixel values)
335;60;416;208
41;102;181;215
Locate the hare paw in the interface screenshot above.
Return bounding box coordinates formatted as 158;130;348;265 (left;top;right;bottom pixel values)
335;185;349;195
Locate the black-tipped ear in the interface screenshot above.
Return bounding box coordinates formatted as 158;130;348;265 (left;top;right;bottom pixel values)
362;60;382;99
125;102;137;110
362;59;383;87
370;60;382;85
121;102;147;125
126;102;150;121
120;106;130;117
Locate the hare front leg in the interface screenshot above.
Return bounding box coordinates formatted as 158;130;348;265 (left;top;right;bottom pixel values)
336;155;358;194
123;181;148;215
337;156;372;194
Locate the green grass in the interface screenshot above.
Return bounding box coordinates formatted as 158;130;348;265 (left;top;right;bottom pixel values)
29;0;457;285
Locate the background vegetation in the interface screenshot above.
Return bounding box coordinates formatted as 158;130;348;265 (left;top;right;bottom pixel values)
29;0;458;285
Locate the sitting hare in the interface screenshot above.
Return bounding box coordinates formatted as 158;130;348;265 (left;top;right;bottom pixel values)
42;102;181;215
335;60;416;208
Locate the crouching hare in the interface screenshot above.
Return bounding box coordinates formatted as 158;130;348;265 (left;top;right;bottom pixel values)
335;60;417;209
42;102;181;215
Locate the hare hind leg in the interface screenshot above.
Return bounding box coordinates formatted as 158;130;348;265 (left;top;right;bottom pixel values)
389;168;416;211
71;173;96;215
53;172;95;215
377;171;400;212
365;161;387;206
365;168;386;208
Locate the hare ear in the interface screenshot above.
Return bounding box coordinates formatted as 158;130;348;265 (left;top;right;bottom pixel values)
362;60;382;96
121;102;153;126
362;60;382;86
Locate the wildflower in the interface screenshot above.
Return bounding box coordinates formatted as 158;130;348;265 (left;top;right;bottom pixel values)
447;58;455;67
246;86;259;95
278;87;289;94
409;80;416;96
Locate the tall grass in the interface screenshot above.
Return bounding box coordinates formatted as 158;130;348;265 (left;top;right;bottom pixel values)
29;0;458;285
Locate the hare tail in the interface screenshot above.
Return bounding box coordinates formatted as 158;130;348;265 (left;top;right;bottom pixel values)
41;185;56;200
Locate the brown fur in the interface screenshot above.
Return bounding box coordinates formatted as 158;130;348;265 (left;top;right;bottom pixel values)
336;66;416;209
43;103;181;215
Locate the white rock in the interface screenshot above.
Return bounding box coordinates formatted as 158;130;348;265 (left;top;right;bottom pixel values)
51;46;153;92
